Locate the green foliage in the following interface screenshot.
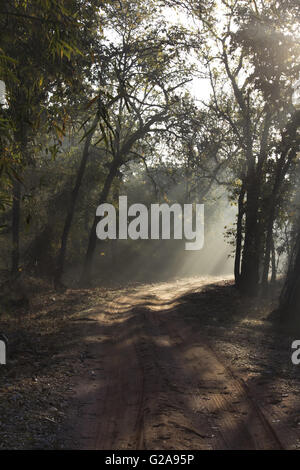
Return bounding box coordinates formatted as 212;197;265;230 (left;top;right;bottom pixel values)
0;0;299;288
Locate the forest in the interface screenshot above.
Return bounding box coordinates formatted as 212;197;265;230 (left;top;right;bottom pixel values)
1;0;300;452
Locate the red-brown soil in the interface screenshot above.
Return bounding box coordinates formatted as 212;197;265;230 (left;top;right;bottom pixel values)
64;277;300;450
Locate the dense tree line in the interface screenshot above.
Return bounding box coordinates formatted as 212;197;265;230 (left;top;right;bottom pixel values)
0;0;300;323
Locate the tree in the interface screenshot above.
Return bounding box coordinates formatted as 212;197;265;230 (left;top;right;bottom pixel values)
0;0;102;275
187;0;300;295
277;110;300;323
77;0;195;283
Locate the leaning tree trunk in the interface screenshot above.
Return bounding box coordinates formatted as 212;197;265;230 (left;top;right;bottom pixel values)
80;159;119;284
55;114;99;288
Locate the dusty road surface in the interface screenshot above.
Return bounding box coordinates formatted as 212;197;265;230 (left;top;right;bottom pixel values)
66;277;300;450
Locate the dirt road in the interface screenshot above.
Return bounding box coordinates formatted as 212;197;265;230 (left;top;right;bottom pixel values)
67;277;300;450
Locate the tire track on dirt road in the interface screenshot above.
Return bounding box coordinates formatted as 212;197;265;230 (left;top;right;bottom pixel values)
69;278;285;450
163;316;284;449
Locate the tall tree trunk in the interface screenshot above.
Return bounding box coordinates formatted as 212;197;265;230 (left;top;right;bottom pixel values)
277;110;300;322
11;127;28;276
279;229;300;323
234;184;245;287
263;112;300;294
239;178;261;296
262;158;287;290
55;114;99;287
271;236;276;285
262;204;276;291
80;160;119;284
11;179;21;275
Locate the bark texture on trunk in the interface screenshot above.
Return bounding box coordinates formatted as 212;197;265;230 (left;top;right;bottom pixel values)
234;184;245;287
55;114;99;287
11;126;28;276
12;179;21;275
81;160;119;284
239;178;261;296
